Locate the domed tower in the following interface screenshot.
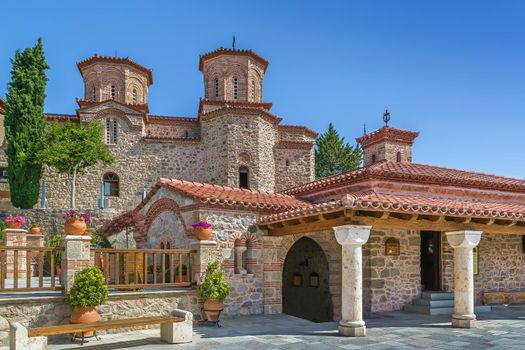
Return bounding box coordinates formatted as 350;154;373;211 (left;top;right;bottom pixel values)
199;47;268;103
77;55;153;106
198;47;278;191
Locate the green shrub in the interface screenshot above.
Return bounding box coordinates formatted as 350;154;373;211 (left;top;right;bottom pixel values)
46;233;62;266
68;266;108;308
0;221;6;240
198;261;229;301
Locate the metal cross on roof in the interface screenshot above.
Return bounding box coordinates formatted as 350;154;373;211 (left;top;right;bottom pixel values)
232;35;236;49
383;109;391;126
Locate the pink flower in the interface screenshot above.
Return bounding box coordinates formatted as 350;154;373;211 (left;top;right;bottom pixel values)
192;221;212;229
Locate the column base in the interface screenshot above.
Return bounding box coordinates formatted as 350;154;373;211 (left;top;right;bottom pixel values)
452;316;476;328
338;321;366;337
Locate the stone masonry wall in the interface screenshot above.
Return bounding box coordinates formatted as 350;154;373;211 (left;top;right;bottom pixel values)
274;147;315;192
363;229;421;313
442;233;525;304
363;142;413;167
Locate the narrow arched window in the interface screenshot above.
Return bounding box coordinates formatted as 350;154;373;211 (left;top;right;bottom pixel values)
233;78;238;100
132;89;137;104
214;79;219;98
372;154;376;164
111;85;116;100
239;166;249;189
396;151;402;162
185;131;189;138
250;80;256;102
92;86;96;101
103;172;119;197
286;159;290;166
105;118;118;144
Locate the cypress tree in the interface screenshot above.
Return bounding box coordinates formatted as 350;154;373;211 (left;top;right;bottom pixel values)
4;38;49;208
315;123;362;179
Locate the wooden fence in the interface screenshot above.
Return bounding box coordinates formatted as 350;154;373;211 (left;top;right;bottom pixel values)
91;248;193;290
0;245;62;292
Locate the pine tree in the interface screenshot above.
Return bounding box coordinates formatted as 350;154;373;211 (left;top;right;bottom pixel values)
4;38;49;208
315;123;362;179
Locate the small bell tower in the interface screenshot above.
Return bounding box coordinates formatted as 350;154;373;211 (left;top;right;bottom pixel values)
356;110;419;167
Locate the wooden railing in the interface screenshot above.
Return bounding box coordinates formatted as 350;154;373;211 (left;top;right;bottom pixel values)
0;246;62;292
91;248;193;290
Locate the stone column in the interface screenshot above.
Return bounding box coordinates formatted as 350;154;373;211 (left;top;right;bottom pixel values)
333;224;372;337
262;235;283;315
2;229;28;280
62;235;92;294
445;230;482;328
190;240;217;285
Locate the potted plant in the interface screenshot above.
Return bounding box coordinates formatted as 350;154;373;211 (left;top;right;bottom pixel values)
68;266;108;337
4;215;26;229
29;223;41;235
192;221;212;240
199;261;229;322
46;233;63;281
64;210;91;235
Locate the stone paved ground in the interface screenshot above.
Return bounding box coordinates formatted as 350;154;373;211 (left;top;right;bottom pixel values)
23;305;525;349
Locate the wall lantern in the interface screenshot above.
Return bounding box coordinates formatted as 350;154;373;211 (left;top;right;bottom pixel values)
385;238;400;256
292;272;302;287
309;272;320;287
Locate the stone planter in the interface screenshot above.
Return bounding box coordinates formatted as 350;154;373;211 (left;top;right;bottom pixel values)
203;299;224;321
65;218;87;236
194;227;212;240
70;306;100;337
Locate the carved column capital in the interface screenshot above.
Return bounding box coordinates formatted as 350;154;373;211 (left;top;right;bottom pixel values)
333;225;372;246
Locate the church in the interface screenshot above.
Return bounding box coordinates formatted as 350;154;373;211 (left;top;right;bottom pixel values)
1;47;525;337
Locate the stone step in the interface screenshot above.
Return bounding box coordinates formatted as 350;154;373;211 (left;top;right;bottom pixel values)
421;291;454;300
403;304;492;315
413;298;454;308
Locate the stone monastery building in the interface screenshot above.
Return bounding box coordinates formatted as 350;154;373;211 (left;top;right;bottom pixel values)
1;47;525;337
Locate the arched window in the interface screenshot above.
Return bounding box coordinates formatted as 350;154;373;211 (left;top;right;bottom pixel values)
372;154;376;164
233;78;238;100
105;118;118;144
110;85;116;100
250;80;256;102
91;86;96;101
396;151;402;162
103;172;119;197
132;88;137;104
239;166;249;189
214;79;219;98
185;131;189;138
285;159;290;167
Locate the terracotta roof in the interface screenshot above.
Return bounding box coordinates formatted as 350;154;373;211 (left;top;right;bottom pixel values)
199;47;269;72
147;115;198;124
258;189;525;224
45;113;79;122
199;98;273;112
281;161;525;196
279;124;319;138
76;99;149;114
77;55;153;85
200;104;283;124
356;126;419;148
137;178;312;212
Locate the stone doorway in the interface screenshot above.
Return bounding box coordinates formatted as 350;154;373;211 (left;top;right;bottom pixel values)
282;237;333;322
420;231;442;291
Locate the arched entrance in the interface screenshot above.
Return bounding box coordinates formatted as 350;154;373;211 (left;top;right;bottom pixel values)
282;237;333;322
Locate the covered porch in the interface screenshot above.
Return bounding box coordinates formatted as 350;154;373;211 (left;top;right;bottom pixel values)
258;193;525;337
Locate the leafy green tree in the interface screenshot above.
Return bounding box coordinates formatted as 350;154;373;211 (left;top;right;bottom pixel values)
37;121;114;208
4;38;49;208
315;123;362;179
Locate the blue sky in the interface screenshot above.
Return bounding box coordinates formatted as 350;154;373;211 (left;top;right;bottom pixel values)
1;0;524;177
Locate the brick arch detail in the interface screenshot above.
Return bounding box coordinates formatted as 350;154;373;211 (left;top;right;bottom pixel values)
140;198;188;242
278;232;342;320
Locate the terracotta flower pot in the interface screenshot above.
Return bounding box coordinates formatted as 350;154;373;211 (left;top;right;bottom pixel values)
194;227;212;240
65;218;87;236
29;227;41;235
203;299;224;322
70;306;100;337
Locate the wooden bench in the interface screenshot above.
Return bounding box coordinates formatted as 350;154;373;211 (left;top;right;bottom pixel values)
483;291;525;305
10;310;193;349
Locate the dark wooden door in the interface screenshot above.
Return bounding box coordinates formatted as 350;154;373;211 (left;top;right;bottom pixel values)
420;231;441;291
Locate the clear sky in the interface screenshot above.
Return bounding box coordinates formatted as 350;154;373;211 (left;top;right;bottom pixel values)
1;0;524;177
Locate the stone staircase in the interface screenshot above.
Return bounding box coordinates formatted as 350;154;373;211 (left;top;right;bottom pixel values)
404;291;491;315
